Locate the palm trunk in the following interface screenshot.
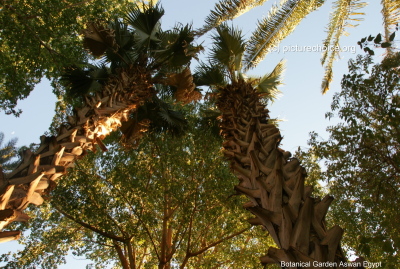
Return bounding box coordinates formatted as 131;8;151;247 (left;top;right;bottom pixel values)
0;65;155;242
216;80;357;268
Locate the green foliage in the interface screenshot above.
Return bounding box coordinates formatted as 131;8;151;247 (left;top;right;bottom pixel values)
357;26;399;56
210;24;246;81
306;53;400;267
255;59;285;102
0;0;139;115
1;106;271;268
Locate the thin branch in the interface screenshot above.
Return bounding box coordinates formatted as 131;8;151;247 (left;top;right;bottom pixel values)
52;204;125;242
188;227;250;257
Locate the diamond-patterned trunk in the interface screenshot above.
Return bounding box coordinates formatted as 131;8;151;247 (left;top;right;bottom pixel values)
0;66;155;242
216;80;352;268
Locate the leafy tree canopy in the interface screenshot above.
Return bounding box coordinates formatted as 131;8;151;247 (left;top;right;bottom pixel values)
304;52;400;267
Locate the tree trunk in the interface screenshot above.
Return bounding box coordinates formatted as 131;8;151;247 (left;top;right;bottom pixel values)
216;81;362;268
0;65;155;240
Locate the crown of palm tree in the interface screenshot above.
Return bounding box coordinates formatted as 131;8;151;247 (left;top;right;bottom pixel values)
62;3;203;145
195;24;285;103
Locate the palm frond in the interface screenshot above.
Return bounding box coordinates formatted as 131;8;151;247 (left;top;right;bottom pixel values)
164;68;202;104
155;23;203;69
256;59;285;102
381;0;400;40
142;97;188;135
210;24;246;80
321;65;333;94
320;0;367;93
61;64;109;101
125;2;164;51
103;19;136;69
196;0;269;36
82;21;119;57
244;0;324;70
120;96;188;146
193;62;228;88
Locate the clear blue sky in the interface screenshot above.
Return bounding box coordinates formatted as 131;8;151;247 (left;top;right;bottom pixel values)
0;0;385;267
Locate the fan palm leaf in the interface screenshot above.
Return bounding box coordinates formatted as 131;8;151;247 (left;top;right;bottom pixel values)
320;0;367;94
103;19;137;70
62;64;109;102
255;59;285;102
196;0;269;36
244;0;324;70
125;2;164;52
210;24;246;81
155;23;203;69
194;62;227;88
120;96;188;146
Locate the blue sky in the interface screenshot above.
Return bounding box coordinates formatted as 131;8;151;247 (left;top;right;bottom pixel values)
0;0;387;267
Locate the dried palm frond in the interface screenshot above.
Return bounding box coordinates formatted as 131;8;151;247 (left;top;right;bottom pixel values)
82;22;119;57
165;68;202;104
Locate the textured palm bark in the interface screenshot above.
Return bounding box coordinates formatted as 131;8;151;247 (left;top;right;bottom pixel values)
216;81;358;268
0;66;155;242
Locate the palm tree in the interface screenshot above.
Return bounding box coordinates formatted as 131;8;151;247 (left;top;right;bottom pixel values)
194;24;352;267
198;0;400;93
0;3;201;242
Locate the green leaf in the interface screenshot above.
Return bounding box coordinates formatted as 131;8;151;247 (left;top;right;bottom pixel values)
389;32;395;41
210;24;246;79
374;33;382;44
125;3;165;49
256;59;285;102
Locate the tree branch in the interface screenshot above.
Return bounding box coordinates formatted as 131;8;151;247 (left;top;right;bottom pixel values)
52;204;125;242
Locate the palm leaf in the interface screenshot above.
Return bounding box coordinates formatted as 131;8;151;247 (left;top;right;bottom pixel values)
381;0;400;40
82;21;119;57
125;3;164;51
99;19;137;70
321;65;333;95
210;24;246;80
62;64;109;100
244;0;324;70
120;96;188;146
196;0;269;36
256;59;285;102
320;0;367;93
194;62;227;88
155;23;203;69
164;68;202;104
